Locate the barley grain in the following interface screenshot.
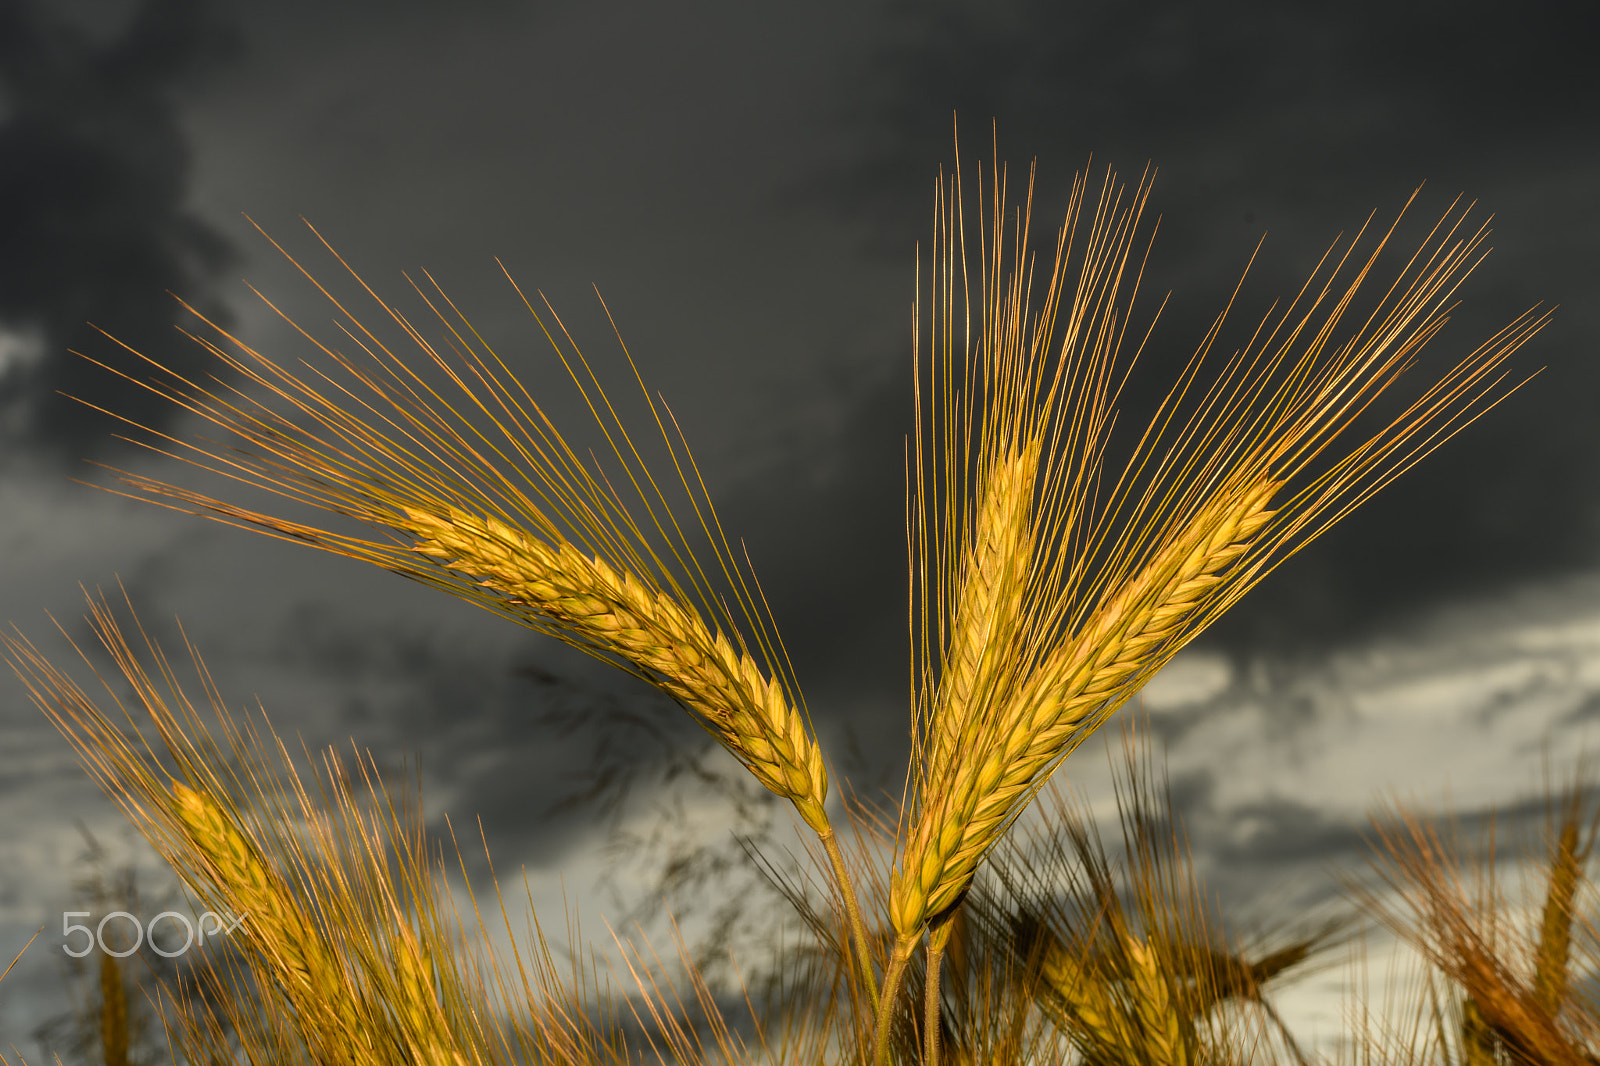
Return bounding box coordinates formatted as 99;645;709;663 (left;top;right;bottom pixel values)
1534;811;1584;1014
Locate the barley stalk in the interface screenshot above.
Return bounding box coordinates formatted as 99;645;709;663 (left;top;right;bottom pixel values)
404;504;830;832
924;916;956;1066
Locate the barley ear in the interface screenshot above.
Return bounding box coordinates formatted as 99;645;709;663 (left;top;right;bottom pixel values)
391;922;464;1066
923;444;1038;790
894;478;1278;938
1125;935;1192;1066
1029;925;1125;1054
404;505;831;833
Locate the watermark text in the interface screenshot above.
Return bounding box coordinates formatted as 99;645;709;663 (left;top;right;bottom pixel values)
62;910;247;958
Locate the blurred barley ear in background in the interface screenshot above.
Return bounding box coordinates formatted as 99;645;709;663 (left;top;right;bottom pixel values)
1353;764;1600;1066
4;587;741;1065
9;587;1600;1064
27;827;188;1066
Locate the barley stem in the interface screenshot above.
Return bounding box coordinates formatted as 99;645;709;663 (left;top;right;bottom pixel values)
819;826;880;1007
871;935;916;1066
99;948;129;1066
924;917;953;1066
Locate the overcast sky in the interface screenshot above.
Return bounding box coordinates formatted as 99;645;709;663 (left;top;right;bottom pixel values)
3;0;1598;1054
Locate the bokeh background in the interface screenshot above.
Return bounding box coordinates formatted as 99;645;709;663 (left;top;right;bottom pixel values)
3;0;1598;1055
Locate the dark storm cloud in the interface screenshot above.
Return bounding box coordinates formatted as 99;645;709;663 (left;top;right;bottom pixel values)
713;360;915;753
260;597;757;875
0;0;239;461
797;0;1600;655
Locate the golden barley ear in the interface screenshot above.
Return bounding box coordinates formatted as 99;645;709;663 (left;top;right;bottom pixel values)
167;782;371;1062
1532;778;1592;1017
403;504;829;830
78;220;830;838
921;443;1041;794
894;139;1546;954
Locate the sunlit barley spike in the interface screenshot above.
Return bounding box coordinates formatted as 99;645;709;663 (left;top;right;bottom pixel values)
926;445;1039;788
392;922;462;1064
893;479;1278;935
1032;928;1124;1052
404;505;832;833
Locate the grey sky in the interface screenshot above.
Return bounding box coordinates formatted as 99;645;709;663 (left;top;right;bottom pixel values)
2;0;1597;1053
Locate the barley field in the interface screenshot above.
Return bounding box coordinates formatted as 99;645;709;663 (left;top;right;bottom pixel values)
4;118;1587;1065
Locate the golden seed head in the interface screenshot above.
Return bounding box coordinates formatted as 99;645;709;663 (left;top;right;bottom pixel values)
404;504;832;833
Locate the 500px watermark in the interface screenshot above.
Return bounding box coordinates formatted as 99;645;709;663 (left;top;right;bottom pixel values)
62;910;248;958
